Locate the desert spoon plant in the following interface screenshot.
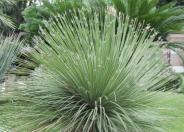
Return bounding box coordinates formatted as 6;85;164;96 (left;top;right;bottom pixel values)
0;10;176;131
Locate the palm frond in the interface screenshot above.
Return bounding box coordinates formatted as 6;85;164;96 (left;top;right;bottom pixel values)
0;12;15;29
0;34;22;81
0;0;15;29
0;0;15;5
0;10;176;131
112;0;184;34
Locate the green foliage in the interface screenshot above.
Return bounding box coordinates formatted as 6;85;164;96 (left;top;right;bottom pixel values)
0;10;177;131
20;0;184;37
160;0;184;5
0;34;22;81
0;13;15;29
112;0;184;35
19;0;110;37
19;4;46;34
1;0;31;35
17;0;86;74
0;0;15;29
19;0;83;36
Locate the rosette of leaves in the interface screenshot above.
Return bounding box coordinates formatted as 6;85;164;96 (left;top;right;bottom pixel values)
0;10;177;131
